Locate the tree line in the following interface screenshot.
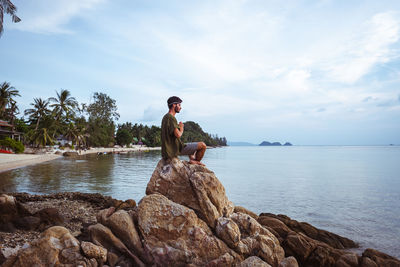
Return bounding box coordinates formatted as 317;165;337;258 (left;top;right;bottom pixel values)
0;81;227;150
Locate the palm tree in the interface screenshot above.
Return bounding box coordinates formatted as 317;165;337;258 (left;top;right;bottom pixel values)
0;0;21;37
49;89;78;122
31;127;54;147
6;99;18;130
0;81;20;119
24;98;51;130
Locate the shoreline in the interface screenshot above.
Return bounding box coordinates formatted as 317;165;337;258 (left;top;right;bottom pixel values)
0;146;161;173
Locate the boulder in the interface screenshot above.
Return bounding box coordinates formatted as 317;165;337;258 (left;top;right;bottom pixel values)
259;213;357;249
97;208;146;262
279;256;299;267
0;194;31;232
88;223;145;267
146;158;234;228
234;206;259;220
137;193;242;266
237;256;272;266
81;241;107;263
230;212;285;266
215;216;241;249
361;248;400;267
1;226;85;267
63;151;79;157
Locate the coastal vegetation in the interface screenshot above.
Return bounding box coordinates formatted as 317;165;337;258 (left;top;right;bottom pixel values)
0;81;228;151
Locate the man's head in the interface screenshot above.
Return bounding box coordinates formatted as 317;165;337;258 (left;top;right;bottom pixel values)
167;96;182;113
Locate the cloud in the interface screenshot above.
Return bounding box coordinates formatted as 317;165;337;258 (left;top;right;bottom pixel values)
141;106;164;122
327;12;400;83
9;0;105;34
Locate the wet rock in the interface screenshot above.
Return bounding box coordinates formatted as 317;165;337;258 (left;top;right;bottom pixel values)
237;256;272;267
282;231;316;263
107;251;119;267
259;213;357;249
1;226;84;267
336;253;359;267
138;193;241;266
0;194;31;232
63;151;79;157
146;158;234;228
81;241;107;263
361;248;400;267
12;216;41;231
34;207;64;229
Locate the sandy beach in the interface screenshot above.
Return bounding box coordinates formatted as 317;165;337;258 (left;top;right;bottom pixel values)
0;145;160;173
0;154;62;173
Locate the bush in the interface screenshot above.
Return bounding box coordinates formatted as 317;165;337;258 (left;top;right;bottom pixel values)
0;137;25;153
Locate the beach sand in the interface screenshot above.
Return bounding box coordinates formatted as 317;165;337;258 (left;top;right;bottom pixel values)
0;146;160;173
0;154;62;173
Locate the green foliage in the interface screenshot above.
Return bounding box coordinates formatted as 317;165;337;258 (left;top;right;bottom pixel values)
14;117;29;133
87;118;115;147
87;92;120;122
142;126;161;147
0;137;24;153
181;121;227;146
116;128;133;146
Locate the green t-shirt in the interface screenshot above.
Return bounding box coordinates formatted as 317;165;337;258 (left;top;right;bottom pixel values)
161;113;184;159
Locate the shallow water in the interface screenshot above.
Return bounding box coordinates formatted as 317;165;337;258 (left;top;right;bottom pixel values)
1;146;399;258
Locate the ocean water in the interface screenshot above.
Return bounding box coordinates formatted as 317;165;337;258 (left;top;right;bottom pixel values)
1;146;400;258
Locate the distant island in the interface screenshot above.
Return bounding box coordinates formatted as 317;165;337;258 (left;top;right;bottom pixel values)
228;141;293;146
259;141;292;146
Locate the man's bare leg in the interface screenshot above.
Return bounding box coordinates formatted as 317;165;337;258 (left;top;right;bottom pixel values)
188;142;206;165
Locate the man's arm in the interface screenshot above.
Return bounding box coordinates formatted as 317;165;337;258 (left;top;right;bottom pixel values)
174;122;184;138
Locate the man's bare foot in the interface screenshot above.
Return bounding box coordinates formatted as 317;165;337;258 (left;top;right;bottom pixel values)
189;159;205;166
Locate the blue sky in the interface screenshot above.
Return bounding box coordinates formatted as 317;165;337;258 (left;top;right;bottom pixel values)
1;0;400;145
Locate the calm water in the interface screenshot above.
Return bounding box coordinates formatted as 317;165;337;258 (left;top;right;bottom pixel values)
1;146;400;258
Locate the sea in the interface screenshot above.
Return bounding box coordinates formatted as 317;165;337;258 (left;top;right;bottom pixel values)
1;146;399;258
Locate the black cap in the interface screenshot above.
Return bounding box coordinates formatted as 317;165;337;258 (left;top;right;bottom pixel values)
167;96;182;106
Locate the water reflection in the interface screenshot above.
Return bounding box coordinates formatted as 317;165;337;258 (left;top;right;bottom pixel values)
0;150;161;198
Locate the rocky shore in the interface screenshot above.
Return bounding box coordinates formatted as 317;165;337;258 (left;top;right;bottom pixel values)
1;159;399;266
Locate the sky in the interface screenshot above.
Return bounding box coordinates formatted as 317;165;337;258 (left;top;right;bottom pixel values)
1;0;400;145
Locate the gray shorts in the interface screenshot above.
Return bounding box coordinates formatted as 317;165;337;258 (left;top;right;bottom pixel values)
180;142;198;155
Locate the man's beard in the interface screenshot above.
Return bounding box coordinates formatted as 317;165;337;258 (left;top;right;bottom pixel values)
175;106;180;113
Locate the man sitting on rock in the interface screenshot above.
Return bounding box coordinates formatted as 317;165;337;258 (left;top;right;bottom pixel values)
161;96;206;165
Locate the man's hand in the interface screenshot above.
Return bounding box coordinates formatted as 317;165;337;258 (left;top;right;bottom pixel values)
174;122;184;138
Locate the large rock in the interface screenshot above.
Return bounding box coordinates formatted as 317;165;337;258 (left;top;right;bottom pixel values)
361;248;400;267
0;194;31;232
146;158;234;228
259;213;357;249
138;193;242;266
97;208;145;262
237;256;272;267
1;226;85;267
88;223;145;267
230;212;285;266
81;241;107;263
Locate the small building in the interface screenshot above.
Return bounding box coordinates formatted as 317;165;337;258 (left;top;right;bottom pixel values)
55;135;72;146
0;120;23;141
